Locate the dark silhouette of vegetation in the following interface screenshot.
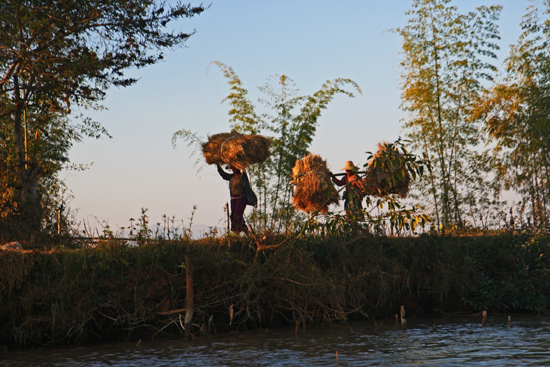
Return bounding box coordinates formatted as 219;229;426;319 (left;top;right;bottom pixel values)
1;230;549;348
0;0;205;241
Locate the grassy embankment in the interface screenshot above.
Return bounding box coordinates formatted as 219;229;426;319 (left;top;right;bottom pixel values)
1;231;549;348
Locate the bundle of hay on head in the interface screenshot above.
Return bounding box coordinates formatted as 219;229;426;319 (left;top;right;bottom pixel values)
363;142;411;198
291;152;339;214
202;130;271;170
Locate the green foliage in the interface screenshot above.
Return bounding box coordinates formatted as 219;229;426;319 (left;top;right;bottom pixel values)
465;231;550;312
473;1;550;228
0;108;99;240
208;61;262;134
0;0;205;239
171;128;205;172
394;0;504;230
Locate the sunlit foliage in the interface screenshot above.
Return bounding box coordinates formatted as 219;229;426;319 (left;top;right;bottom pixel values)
394;0;504;230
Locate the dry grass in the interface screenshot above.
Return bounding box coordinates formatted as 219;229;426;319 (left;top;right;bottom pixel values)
291;152;339;214
202;130;271;170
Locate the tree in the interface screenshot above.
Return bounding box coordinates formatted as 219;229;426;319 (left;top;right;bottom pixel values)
473;0;550;227
394;0;502;229
0;0;205;238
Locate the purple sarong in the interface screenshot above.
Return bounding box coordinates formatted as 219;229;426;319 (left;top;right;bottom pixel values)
230;197;248;233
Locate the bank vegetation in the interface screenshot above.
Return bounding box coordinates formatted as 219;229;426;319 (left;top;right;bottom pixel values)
1;230;549;348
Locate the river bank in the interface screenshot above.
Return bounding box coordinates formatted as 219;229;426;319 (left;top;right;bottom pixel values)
1;231;549;349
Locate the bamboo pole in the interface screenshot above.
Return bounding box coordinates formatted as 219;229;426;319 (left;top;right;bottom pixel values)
331;170;367;177
184;255;194;338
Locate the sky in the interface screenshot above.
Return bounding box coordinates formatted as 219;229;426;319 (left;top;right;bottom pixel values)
62;0;530;235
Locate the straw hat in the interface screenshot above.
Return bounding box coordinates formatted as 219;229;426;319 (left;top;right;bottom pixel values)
341;160;356;171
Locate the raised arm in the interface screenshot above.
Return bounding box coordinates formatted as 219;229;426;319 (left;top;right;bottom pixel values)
217;164;232;181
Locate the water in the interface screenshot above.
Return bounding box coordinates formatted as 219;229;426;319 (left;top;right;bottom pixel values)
3;315;550;366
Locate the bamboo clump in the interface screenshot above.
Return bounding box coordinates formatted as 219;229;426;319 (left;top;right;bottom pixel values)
363;142;411;198
201;130;271;170
291;152;339;214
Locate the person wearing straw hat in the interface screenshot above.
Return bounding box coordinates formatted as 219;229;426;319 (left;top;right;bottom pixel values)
331;160;366;221
217;164;257;233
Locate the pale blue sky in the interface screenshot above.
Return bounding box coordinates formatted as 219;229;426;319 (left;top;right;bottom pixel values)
63;0;528;234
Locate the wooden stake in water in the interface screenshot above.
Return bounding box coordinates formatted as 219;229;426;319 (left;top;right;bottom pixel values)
482;310;487;327
400;305;407;329
508;315;513;328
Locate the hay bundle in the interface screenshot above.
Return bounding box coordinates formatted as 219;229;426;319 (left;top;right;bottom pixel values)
363;142;411;198
202;130;271;170
291;152;339;214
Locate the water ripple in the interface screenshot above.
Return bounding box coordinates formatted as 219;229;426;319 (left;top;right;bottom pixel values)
3;315;550;366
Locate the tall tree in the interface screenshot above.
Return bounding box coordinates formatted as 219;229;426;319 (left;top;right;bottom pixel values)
394;0;502;229
0;0;204;237
473;0;550;227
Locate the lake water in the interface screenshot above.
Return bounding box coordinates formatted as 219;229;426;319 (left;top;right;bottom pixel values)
3;315;550;366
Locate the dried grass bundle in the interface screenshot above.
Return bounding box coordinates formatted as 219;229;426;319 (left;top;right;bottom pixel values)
202;130;271;170
292;152;339;214
363;142;410;198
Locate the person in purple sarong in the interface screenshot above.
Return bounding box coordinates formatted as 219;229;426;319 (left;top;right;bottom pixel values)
217;164;257;233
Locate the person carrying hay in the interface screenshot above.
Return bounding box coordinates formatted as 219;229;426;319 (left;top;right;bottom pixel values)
331;160;366;221
217;164;257;234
